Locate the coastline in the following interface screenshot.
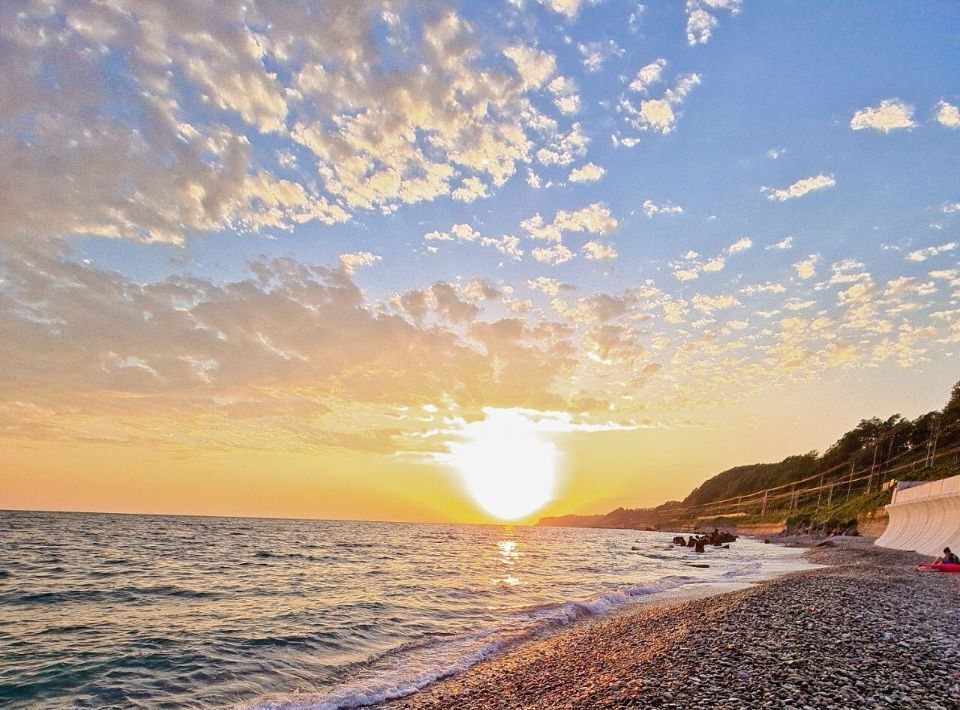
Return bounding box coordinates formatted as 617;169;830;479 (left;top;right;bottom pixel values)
380;538;960;709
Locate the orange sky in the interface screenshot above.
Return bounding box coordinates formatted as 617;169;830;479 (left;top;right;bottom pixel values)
4;364;954;523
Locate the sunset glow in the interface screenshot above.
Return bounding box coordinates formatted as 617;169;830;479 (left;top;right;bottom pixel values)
449;411;558;520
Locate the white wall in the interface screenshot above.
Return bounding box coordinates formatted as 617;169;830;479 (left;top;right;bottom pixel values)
875;473;960;557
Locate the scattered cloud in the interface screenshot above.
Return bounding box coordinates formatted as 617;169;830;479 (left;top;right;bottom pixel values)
907;242;956;262
642;200;683;217
537;0;585;19
522;203;619;242
532;244;575;265
527;277;575;297
767;237;794;250
936;100;960;129
726;237;753;255
685;0;742;46
850;99;916;133
762;174;836;202
620;70;701;135
578;40;624;73
504;45;557;90
339;251;382;276
628;59;667;94
548;76;581;115
452;177;490;203
583;241;618;261
794;255;820;280
569;163;606;183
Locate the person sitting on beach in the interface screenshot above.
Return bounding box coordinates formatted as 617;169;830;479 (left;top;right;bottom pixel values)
933;547;960;565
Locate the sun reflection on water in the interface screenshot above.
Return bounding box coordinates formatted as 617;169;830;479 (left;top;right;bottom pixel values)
492;537;523;586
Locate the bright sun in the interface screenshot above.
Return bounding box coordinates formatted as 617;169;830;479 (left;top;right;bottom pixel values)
449;410;557;520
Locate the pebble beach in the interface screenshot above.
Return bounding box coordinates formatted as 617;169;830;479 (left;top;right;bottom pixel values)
382;538;960;709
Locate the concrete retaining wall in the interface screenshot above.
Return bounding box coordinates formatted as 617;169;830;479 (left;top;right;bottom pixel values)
875;473;960;557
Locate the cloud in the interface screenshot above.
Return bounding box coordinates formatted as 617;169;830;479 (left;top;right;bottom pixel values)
479;234;524;261
762;174;836;201
3;3;587;244
522;203;619;242
907;242;956;262
766;236;794;250
537;0;584;19
669;238;750;281
691;293;741;314
685;0;742;46
452;177;490;203
568;163;606;183
642;200;683;217
548;76;581;115
532;244;575;265
452;224;482;242
0;248;594;452
339;251;382;276
526;277;575;297
794;255;820;280
850;99;916;133
578;40;624;73
936;101;960;129
535;122;591;166
504;45;557;90
766;148;786;160
620;71;701;135
582;241;618;261
725;237;753;255
628;59;667;93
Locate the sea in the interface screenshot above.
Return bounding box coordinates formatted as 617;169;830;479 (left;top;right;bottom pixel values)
0;511;813;709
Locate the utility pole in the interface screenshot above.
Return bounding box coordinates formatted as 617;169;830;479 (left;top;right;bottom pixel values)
846;459;855;501
930;416;941;468
760;491;768;515
926;414;940;468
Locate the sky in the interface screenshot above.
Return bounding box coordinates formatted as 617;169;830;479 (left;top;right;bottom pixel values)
1;0;959;523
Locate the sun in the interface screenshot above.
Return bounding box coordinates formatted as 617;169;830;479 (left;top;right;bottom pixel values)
449;410;557;520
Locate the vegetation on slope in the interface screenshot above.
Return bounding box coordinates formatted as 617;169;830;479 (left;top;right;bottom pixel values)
540;379;960;530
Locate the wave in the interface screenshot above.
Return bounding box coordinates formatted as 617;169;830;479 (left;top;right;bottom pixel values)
1;584;222;605
242;575;699;710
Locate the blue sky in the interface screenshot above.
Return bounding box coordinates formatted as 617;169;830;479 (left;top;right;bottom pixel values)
66;1;959;301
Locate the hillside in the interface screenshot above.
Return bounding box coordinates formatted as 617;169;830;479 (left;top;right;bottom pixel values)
539;379;960;530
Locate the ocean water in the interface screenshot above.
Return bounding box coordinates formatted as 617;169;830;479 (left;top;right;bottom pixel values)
0;511;811;709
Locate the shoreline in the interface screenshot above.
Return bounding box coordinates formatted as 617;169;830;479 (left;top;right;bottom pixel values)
380;538;960;709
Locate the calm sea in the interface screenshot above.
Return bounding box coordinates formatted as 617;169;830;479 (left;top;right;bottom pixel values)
0;511;810;708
